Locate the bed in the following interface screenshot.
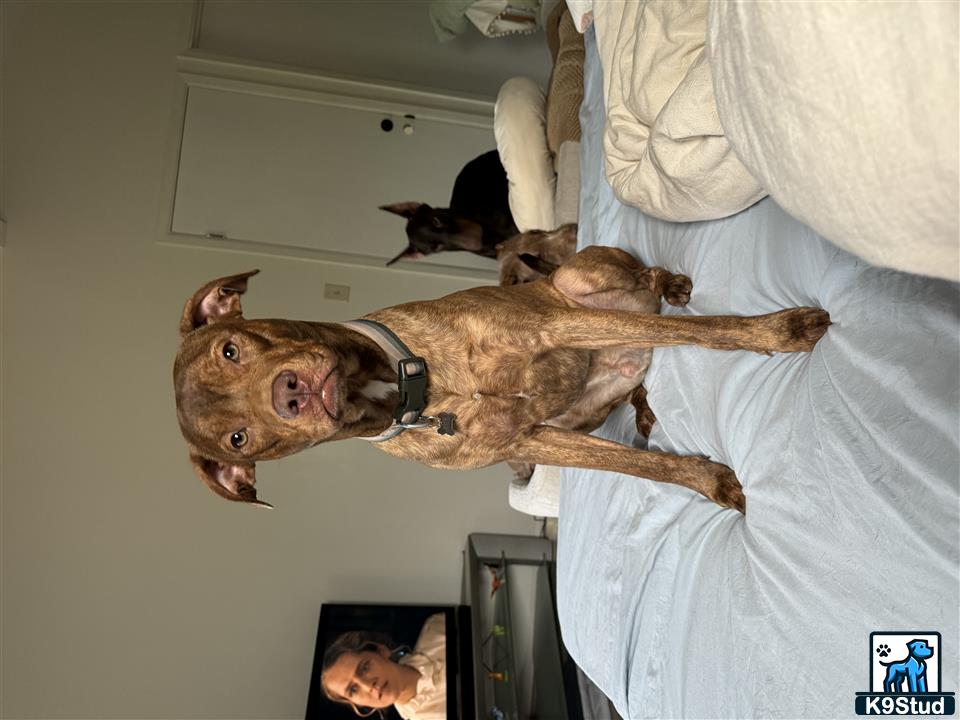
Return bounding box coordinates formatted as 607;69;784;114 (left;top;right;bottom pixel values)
555;20;960;720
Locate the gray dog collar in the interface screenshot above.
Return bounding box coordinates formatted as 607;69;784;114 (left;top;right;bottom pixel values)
339;320;454;442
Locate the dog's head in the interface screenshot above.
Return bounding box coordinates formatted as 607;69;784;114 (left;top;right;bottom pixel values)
379;201;483;265
907;640;934;659
496;224;578;286
173;271;395;507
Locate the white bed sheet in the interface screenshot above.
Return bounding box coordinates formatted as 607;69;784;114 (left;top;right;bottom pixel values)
557;28;960;719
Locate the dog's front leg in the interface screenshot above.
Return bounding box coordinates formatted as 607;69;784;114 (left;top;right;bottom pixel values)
512;426;745;512
542;307;830;354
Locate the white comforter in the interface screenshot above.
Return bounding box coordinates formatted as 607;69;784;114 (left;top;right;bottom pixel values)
557;28;960;719
708;2;959;282
591;0;764;221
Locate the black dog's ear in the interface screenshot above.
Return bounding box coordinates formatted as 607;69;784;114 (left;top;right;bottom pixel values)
188;453;273;509
179;270;259;338
385;245;426;266
379;202;424;219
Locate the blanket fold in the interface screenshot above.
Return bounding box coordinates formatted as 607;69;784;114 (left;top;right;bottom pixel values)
593;0;764;221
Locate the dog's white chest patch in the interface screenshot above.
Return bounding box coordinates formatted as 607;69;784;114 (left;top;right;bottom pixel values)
360;380;396;400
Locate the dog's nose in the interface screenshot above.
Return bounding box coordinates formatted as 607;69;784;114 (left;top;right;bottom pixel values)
272;370;305;419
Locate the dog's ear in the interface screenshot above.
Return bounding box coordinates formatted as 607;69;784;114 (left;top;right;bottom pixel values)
189;453;273;509
180;270;259;338
385;245;426;266
379;202;423;219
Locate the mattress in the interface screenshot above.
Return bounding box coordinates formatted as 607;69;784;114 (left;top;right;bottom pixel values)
556;28;960;719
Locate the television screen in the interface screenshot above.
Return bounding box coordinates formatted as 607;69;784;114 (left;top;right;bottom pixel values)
305;603;473;720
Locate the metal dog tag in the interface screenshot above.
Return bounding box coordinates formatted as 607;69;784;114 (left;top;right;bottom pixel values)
437;412;456;436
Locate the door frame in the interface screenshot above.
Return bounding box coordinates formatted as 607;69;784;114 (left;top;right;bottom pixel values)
156;50;500;282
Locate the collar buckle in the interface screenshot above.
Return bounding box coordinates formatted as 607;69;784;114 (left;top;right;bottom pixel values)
394;356;428;424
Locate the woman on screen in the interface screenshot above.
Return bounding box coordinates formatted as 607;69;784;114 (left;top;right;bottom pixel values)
321;612;446;720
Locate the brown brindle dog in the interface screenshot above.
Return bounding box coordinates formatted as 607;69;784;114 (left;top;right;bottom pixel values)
173;246;830;513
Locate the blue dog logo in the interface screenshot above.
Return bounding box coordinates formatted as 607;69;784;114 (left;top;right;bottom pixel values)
856;631;955;716
880;638;934;693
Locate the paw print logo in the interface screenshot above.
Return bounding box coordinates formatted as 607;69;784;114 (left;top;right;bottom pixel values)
876;643;891;658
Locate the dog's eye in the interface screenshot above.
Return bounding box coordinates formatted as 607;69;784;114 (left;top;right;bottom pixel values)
431;217;443;229
222;342;240;362
230;430;248;449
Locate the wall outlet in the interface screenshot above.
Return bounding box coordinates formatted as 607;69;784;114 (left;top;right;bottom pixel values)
323;283;350;301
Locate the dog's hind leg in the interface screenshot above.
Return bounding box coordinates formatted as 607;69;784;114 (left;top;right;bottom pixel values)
552;245;691;313
884;668;904;693
511;425;745;512
545;246;685;435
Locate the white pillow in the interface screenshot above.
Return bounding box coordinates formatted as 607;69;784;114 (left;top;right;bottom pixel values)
494;77;557;233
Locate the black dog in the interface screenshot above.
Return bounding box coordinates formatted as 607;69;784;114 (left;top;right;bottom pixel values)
380;150;518;265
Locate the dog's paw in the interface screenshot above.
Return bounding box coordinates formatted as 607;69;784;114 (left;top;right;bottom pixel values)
710;464;746;514
762;307;831;353
664;273;692;307
636;404;657;439
630;386;657;438
687;458;746;514
877;644;891;658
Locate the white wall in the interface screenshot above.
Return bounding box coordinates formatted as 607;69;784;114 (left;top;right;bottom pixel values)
0;2;539;717
198;0;553;99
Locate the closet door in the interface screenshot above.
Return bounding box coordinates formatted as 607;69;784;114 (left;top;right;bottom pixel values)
171;54;499;274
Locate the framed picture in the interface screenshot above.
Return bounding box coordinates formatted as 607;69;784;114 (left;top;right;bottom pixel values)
306;603;474;720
